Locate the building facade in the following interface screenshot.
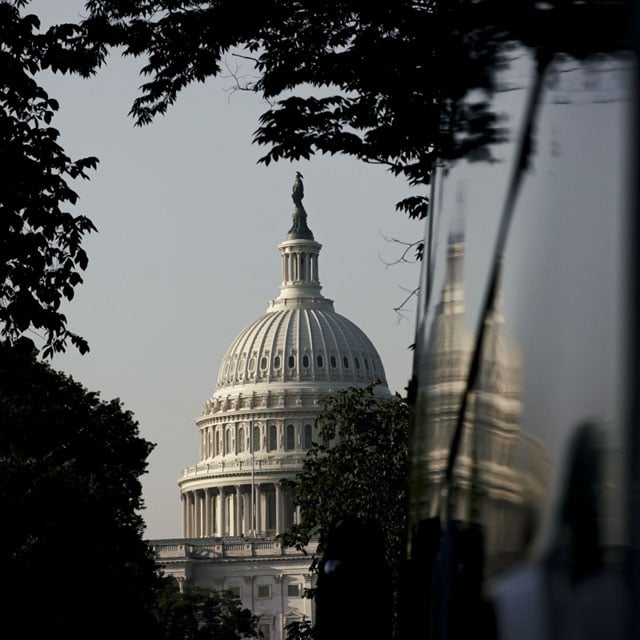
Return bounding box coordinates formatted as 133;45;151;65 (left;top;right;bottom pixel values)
153;176;391;640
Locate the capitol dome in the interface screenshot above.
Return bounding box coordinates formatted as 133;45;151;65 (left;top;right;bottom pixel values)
178;176;390;540
215;307;386;391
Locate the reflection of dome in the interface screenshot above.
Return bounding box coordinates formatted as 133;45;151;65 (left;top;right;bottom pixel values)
423;238;473;385
477;270;522;396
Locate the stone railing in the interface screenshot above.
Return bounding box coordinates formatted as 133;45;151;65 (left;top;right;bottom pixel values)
152;537;317;561
180;454;306;479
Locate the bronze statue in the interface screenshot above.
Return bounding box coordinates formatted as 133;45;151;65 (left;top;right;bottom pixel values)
292;171;304;206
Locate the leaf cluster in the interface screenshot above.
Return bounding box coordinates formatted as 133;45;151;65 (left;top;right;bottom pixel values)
1;1;106;357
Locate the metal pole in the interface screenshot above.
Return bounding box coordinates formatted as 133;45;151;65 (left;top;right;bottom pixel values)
251;422;256;536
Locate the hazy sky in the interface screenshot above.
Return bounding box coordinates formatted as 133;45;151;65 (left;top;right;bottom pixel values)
31;2;422;540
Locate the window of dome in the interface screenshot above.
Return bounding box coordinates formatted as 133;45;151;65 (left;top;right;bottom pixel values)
248;358;256;371
317;355;324;368
302;355;309;368
355;357;361;369
364;358;370;370
268;425;277;451
285;424;295;450
330;355;337;368
239;358;246;370
252;425;260;452
260;357;267;369
274;355;281;369
288;355;295;368
343;356;349;368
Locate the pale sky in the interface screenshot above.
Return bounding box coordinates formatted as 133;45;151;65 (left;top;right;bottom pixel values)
27;2;632;546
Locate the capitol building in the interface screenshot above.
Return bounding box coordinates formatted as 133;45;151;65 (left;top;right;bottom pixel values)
152;175;392;640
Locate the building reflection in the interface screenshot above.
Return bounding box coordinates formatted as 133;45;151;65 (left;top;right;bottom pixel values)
408;231;551;577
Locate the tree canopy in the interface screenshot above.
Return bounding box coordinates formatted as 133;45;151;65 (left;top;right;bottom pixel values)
278;384;409;638
155;578;260;640
1;1;106;357
0;340;165;639
2;1;631;356
280;384;409;568
80;0;632;223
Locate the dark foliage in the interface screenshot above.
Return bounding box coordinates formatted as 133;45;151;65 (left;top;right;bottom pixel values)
82;1;632;221
156;578;260;640
0;0;107;357
278;384;409;637
0;339;165;640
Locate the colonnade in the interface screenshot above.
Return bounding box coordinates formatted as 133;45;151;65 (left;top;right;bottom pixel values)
282;249;319;284
182;482;296;538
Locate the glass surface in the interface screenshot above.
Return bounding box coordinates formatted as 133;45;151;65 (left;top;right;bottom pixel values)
407;53;635;639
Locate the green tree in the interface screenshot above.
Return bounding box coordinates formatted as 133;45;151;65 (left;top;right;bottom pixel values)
1;0;106;357
156;577;260;640
278;384;409;638
0;340;166;640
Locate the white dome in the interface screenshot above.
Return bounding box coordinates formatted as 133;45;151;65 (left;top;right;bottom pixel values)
215;306;387;391
180;177;391;542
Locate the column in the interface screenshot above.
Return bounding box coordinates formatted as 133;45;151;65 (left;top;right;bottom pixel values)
235;485;242;536
242;489;251;535
204;488;211;537
275;482;282;534
193;490;202;538
215;489;223;536
181;493;187;537
255;484;262;535
188;492;195;538
219;488;226;537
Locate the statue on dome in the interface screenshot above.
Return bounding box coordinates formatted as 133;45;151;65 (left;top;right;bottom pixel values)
292;171;304;206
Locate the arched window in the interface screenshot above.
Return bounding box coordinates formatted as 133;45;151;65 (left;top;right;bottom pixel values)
364;358;370;370
355;357;360;369
302;355;309;368
252;425;260;452
238;427;245;453
288;355;295;368
269;425;278;451
304;424;313;449
343;356;349;368
260;357;267;369
274;355;281;369
330;355;337;368
286;424;295;450
216;429;221;456
225;428;231;454
317;355;324;368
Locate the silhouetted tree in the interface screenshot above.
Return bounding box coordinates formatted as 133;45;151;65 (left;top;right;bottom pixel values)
1;0;106;357
81;0;631;224
0;340;165;640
